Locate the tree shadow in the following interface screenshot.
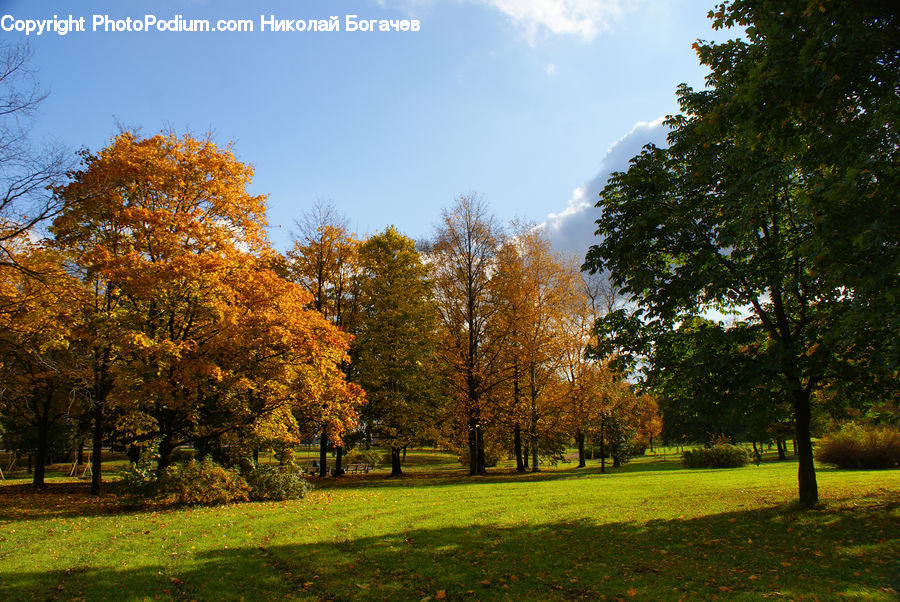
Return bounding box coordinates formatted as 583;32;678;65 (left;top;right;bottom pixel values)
2;496;897;600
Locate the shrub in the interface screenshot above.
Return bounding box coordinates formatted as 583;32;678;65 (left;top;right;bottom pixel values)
158;458;251;506
682;444;749;468
815;423;900;469
244;465;313;501
344;449;382;467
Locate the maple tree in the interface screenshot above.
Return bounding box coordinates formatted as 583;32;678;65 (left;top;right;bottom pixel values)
53;132;362;483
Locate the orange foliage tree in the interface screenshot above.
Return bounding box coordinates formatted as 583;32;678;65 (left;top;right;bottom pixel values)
287;200;364;476
54;132;362;480
0;240;83;488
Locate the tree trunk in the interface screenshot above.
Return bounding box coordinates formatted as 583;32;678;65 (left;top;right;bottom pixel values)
599;419;606;474
467;416;479;476
390;447;402;477
752;441;762;465
402;446;407;462
33;421;49;489
334;445;344;476
27;453;32;474
576;430;586;468
253;448;259;466
476;427;487;474
530;387;539;473
90;408;104;495
318;432;328;478
156;434;176;474
793;388;818;507
514;424;525;472
523;442;529;469
776;438;786;460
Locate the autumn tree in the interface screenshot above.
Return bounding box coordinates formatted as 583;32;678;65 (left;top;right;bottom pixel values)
287;200;362;477
494;224;579;472
54;132;362;481
355;226;440;476
0;241;81;488
431;194;504;476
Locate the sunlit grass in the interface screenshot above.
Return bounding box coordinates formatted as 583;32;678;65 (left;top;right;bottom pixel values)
1;450;897;600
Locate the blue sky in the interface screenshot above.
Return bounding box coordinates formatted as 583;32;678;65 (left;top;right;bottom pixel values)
2;0;734;256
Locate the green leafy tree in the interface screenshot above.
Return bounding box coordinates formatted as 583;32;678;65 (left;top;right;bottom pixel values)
355;226;440;476
584;2;897;506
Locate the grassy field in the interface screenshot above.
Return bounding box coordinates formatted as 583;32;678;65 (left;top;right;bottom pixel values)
1;450;898;600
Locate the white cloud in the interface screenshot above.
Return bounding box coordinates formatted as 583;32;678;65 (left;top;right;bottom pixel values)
545;62;558;76
541;117;668;259
476;0;633;43
374;0;634;43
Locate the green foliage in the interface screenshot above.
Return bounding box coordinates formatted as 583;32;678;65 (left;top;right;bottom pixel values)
604;413;637;467
344;449;382;466
158;458;251;506
682;445;750;469
355;226;442;454
648;318;789;444
244;465;313;501
815;423;900;469
119;446;161;500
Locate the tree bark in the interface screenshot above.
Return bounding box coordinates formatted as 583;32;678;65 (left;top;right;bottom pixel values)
476;426;487;474
514;424;525;472
776;438;786;460
390;447;402;477
576;430;586;468
793;388;818;507
523;442;529;469
599;419;606;474
334;445;344;476
33;421;49;489
156;435;174;473
318;431;328;478
467;416;478;476
90;408;104;495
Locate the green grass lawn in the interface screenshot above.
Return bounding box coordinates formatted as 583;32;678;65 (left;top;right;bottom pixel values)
1;450;897;600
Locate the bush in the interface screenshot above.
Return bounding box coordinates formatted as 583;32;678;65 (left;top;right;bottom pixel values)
158;458;251;506
815;423;900;469
682;444;749;468
244;465;313;501
344;449;382;466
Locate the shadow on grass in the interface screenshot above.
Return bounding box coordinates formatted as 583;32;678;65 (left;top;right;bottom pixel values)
2;495;898;601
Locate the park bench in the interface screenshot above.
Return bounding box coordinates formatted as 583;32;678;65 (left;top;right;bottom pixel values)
344;463;372;474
